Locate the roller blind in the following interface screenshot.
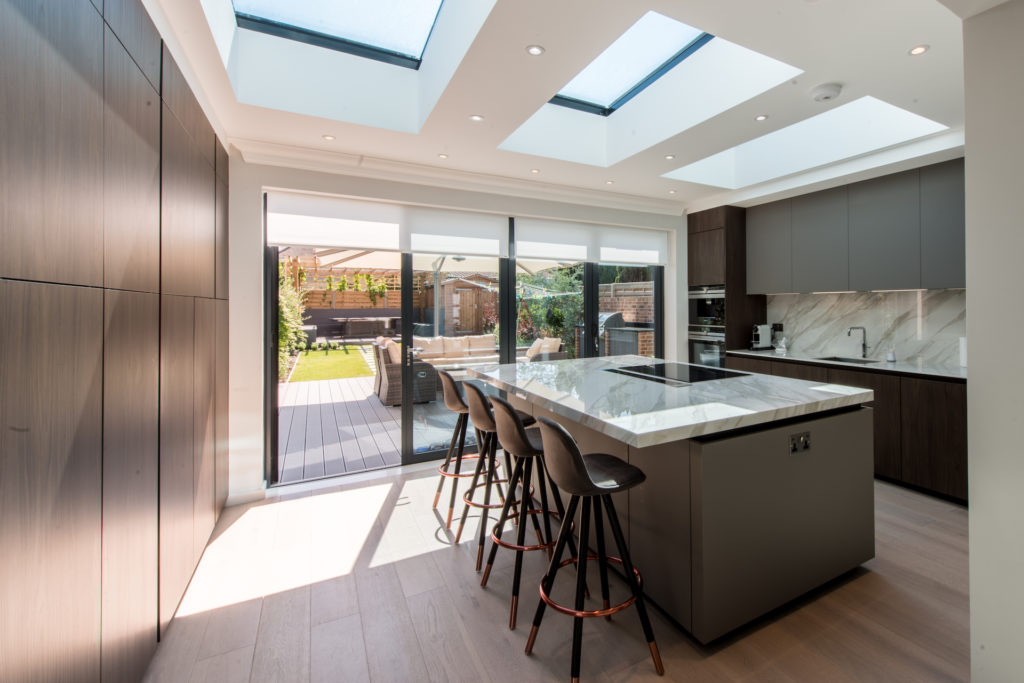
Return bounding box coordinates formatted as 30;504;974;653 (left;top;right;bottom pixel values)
266;193;402;249
516;218;668;265
402;206;508;257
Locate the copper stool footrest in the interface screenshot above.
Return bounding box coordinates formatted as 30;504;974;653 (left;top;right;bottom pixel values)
462;480;532;511
538;554;642;619
436;453;482;479
490;509;567;552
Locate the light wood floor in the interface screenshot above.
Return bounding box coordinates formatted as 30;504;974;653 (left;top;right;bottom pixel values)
144;465;969;682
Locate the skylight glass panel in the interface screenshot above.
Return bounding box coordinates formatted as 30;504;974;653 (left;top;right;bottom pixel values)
555;12;710;114
233;0;444;65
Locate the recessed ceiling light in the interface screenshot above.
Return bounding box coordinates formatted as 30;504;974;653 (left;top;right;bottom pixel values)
605;180;614;185
668;189;676;194
755;114;769;121
469;114;484;122
526;45;545;56
909;44;929;56
530;168;540;174
438;153;448;159
322;134;335;141
664;154;675;160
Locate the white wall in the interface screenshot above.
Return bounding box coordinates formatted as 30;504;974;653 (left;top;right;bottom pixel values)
225;157;685;503
964;1;1024;678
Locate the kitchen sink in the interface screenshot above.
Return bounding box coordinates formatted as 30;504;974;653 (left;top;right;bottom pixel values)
815;356;879;365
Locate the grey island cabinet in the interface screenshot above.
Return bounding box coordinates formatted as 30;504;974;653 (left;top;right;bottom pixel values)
467;355;875;644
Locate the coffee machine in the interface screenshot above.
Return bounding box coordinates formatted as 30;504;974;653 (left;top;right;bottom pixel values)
750;324;772;350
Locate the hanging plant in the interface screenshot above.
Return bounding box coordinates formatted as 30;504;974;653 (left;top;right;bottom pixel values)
336;276;348;292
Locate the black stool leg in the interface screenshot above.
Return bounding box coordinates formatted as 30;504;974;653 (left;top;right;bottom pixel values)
592;496;612;621
454;430;488;544
475;433;498;571
445;416;468;528
570;497;592;683
481;455;525;587
537;464;554;557
433;413;463;508
508;457;534;630
603;495;664;676
544;467;583;574
525;495;580;655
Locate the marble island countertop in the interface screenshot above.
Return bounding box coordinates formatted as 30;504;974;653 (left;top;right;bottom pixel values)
726;348;967;380
466;355;873;448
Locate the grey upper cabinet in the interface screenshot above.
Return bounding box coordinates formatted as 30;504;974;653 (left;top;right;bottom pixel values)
920;159;966;289
849;169;921;291
791;186;848;293
746;199;792;294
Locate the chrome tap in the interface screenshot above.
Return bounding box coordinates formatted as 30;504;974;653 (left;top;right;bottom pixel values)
848;326;867;358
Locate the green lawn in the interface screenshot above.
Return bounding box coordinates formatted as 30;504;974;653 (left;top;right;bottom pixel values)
289;345;374;382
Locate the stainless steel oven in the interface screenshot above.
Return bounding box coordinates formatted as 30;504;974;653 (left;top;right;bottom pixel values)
688;330;725;367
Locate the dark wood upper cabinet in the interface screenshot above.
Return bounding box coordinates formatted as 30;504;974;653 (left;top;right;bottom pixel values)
791;186;849;293
215;299;230;513
688;228;726;286
900;377;967;502
746;199;792;294
159;294;196;632
920;158;966;290
104;0;161;90
216;137;229;182
104;27;160;293
828;367;902;481
162;45;215;166
1;280;103;682
194;298;217;562
215;176;229;300
193;146;217;298
0;0;104;286
849;169;921;291
102;289;159;683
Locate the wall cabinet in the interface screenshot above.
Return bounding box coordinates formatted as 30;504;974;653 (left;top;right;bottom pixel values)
920;158;966;289
848;170;920;291
791;186;849;293
194;298;218;563
828;367;902;481
900;377;968;501
746;200;792;294
688;228;726;286
104;0;161;90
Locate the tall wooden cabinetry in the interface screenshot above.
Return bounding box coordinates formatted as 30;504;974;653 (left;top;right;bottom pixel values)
0;0;230;679
687;206;766;351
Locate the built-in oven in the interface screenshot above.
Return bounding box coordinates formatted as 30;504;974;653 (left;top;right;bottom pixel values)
688;330;726;367
688;286;725;327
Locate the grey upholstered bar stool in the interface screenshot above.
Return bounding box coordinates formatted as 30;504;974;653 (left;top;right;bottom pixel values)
525;416;664;682
432;370;475;529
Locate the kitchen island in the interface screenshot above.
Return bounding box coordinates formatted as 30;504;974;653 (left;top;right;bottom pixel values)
467;355;876;644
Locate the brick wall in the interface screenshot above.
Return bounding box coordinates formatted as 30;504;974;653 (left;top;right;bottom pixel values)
598;281;654;323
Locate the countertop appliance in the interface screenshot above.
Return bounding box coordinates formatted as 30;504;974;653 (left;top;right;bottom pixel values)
751;324;772;350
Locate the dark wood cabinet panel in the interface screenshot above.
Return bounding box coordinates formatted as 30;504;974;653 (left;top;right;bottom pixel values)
103;0;161;90
746;199;792;294
215;299;230;513
828;368;902;480
104;27;160;292
162;44;215;166
849;169;921;291
724;355;773;375
920;159;966;289
791;186;848;293
102;290;159;683
900;377;967;501
688;228;726;286
216;137;229;182
193;146;217;298
160;294;195;632
0;279;103;682
0;0;104;286
194;298;217;561
771;360;829;382
215;177;229;300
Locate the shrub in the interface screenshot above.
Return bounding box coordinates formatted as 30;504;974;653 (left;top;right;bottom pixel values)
278;265;307;376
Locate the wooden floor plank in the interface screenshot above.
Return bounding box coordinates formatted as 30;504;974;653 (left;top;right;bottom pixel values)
302;382;326;480
336;378;386;470
310;614;370;683
249;587;311;683
354;564;430;682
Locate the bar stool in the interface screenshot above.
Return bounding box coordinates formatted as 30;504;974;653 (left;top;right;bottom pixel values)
525;416;664;682
455;382;535;570
482;396;579;629
432;371;476;529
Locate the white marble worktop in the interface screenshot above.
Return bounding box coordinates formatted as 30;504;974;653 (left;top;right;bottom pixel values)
726;348;968;381
465;355;873;448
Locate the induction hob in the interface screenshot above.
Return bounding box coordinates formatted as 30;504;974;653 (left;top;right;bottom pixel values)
604;362;746;387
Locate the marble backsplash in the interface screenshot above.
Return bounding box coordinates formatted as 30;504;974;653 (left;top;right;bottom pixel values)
766;289;966;366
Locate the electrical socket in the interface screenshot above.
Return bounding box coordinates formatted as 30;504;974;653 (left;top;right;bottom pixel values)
789;432;811;453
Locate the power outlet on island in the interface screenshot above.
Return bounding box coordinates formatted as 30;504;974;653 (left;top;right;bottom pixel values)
789;432;811;453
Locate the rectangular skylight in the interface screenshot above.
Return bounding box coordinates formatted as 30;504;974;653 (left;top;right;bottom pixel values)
553;11;712;116
232;0;444;68
663;96;949;189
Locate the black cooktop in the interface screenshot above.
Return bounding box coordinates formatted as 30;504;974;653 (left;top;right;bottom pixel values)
604;362;746;387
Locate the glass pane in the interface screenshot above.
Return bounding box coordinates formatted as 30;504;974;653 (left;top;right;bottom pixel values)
557;11;704;108
410;253;501;457
233;0;444;60
597;264;658;358
516;261;584;361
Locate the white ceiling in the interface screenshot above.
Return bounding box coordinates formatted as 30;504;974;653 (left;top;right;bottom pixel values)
148;0;971;214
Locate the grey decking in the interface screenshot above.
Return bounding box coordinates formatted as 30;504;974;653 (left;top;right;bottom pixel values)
278;377;402;483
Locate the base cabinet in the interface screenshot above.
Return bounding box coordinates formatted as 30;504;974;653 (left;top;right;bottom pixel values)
900;377;968;501
828;368;902;481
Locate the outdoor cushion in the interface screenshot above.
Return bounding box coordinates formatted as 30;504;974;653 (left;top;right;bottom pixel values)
442;336;469;357
524;338;545;359
467;334;497;351
413;336;445;359
386;340;402;364
540;337;562;353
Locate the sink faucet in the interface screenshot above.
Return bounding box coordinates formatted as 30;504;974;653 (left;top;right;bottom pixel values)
848;326;867;358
